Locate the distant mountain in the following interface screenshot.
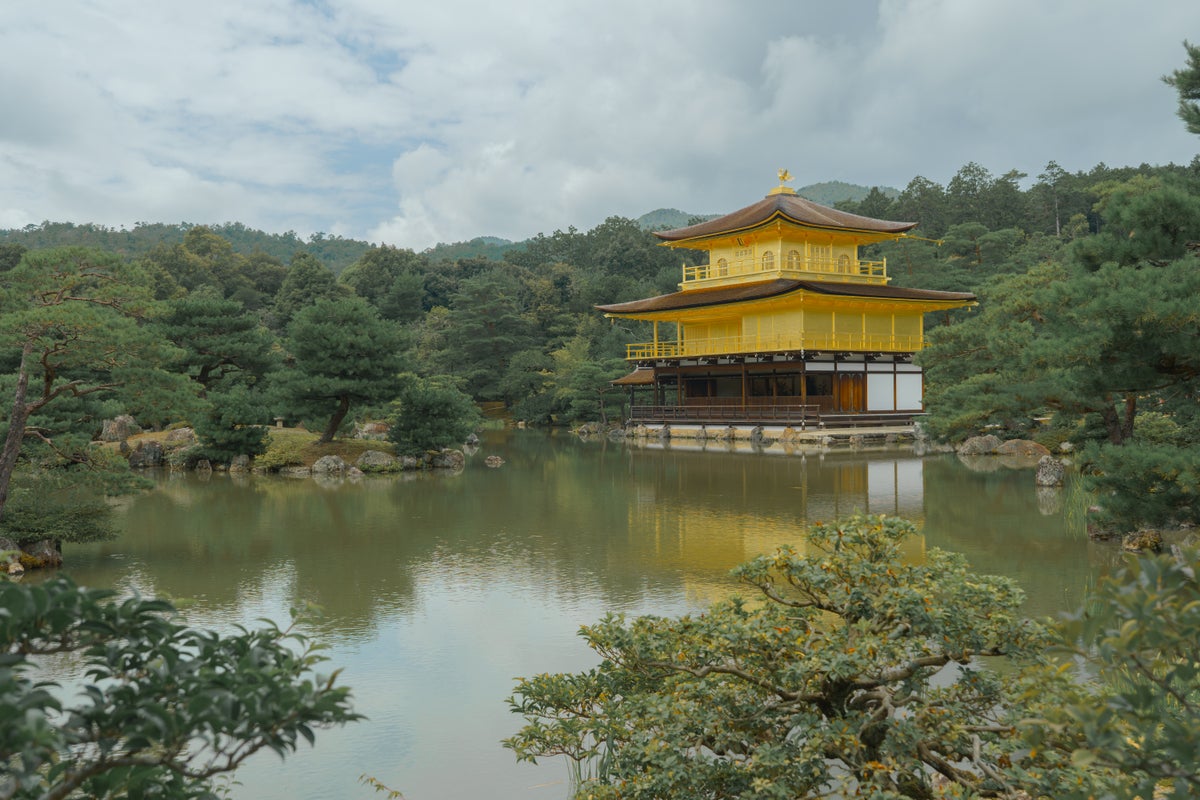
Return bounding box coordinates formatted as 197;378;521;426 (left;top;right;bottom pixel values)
424;236;518;262
635;208;717;232
796;181;899;207
635;181;900;231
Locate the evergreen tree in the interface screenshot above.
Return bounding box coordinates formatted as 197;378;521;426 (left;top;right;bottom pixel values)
436;269;536;404
273;297;406;443
387;373;482;456
338;245;428;322
191;383;272;463
272;252;346;330
154;287;278;397
0;248;197;534
1164;39;1200;135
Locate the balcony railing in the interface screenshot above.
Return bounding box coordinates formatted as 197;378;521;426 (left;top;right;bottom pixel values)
682;255;887;285
629;402;818;425
626;331;923;360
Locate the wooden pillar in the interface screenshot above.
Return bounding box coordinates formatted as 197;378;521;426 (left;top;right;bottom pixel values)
800;362;808;414
740;362;747;415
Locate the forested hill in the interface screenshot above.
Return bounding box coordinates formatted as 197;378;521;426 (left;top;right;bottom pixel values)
0;221;374;275
0;181;890;272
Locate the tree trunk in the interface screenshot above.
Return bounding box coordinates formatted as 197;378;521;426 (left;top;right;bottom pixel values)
318;394;351;444
1121;393;1137;443
1100;393;1138;446
0;342;35;523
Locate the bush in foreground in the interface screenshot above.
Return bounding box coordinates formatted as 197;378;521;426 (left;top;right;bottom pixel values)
506;514;1124;799
0;577;360;799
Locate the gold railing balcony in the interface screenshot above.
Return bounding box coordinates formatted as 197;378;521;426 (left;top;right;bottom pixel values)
626;331;923;360
681;255;887;286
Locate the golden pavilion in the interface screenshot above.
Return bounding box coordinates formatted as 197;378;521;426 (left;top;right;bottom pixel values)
597;172;975;428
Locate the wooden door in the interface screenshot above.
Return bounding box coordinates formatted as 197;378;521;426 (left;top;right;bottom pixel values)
836;373;864;412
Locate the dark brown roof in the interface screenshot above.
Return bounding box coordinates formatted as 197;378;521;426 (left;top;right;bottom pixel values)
654;192;917;242
612;368;656;386
595;279;975;315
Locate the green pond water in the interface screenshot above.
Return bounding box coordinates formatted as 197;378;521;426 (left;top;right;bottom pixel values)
57;429;1122;799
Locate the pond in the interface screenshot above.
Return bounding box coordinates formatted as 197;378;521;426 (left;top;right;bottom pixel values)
59;429;1121;799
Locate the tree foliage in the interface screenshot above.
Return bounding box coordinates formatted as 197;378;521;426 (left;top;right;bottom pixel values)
273;297;406;443
1164;39;1200;135
1029;545;1200;800
919;174;1200;531
0;248;196;530
507;515;1078;800
386;373;481;456
0;576;360;800
432;269;537;404
191;383;273;464
154;287;277;397
338;245;428;323
271;252;346;330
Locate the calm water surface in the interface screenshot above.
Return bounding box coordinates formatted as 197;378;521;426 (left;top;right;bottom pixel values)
60;429;1121;800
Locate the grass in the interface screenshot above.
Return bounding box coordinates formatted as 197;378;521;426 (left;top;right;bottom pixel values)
119;426;395;469
258;428;396;468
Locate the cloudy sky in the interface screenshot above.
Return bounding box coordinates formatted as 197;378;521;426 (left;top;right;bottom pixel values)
2;0;1197;249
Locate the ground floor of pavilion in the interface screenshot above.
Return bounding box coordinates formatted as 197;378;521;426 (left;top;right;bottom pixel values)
615;351;925;429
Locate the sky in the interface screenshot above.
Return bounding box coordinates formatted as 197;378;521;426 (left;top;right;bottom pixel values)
2;0;1197;250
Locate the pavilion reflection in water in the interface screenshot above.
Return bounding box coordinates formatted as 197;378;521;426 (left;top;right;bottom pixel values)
620;450;927;605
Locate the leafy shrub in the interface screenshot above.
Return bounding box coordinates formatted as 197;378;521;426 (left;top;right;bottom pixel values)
254;433;310;471
387;374;482;456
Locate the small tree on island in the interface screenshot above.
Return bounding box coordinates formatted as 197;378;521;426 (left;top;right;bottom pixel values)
272;297;407;444
0;576;360;799
387;373;482;456
506;515;1123;800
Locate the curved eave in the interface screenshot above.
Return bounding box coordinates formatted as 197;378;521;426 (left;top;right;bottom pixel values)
653;194;917;245
597;279;976;320
656;211;916;249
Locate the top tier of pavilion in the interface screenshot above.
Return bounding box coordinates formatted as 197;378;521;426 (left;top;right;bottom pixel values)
650;172;918;290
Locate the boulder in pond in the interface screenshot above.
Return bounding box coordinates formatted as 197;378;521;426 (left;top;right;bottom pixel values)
356;450;398;472
430;449;465;470
1035;455;1066;487
21;538;63;569
312;455;347;474
484;455;505;468
1122;529;1163;553
127;441;164;468
995;439;1050;457
100;415;141;442
957;434;1002;455
1;536;22;574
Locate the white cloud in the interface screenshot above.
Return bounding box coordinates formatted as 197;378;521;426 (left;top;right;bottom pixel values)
1;0;1196;250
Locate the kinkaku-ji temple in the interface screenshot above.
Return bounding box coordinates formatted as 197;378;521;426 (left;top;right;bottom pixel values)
597;171;976;431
